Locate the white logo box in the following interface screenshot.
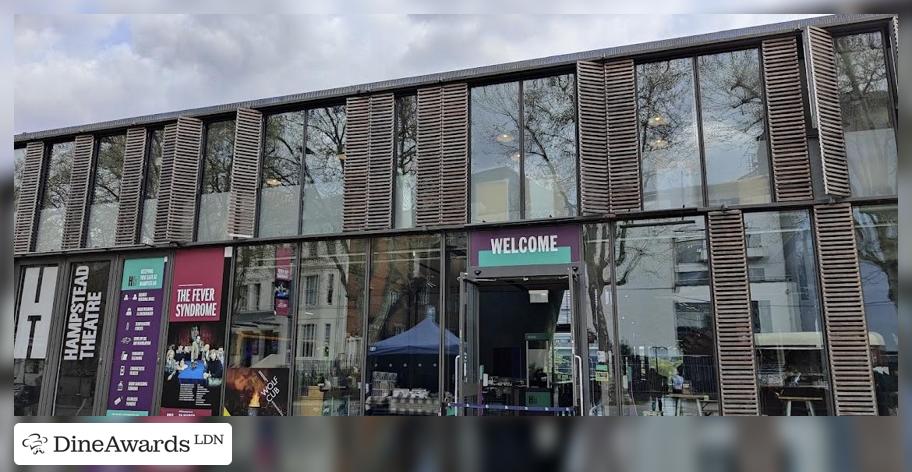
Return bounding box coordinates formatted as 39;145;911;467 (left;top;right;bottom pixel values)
15;422;232;465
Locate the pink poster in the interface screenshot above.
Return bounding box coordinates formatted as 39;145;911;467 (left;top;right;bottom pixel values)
169;247;225;323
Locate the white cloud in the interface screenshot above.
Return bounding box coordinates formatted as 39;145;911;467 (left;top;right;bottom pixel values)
14;14;822;134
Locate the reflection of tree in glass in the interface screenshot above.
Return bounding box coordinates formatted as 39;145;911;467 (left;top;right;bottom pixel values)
523;75;577;214
636;60;697;190
472;83;520;165
92;135;126;204
202;120;235;194
144;130;163;200
396;96;417;177
43;142;74;209
698;50;765;168
263;112;305;187
835;33;892;132
14;147;25;206
305;106;346;189
855;207;897;303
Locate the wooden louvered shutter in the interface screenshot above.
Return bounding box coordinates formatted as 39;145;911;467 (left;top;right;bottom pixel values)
605;59;641;212
576;61;610;215
153;124;177;243
439;85;468;225
61;135;95;250
366;94;395;230
114;128;148;246
762;37;814;202
228;108;262;238
13;142;45;255
708;210;760;416
343;96;370;231
812;203;877;415
805;26;850;197
415;83;468;226
162;117;203;242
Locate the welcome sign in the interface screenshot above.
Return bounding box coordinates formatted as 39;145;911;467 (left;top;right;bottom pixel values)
469;224;581;273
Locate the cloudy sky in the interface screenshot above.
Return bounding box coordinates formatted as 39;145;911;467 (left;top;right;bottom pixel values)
14;14;824;134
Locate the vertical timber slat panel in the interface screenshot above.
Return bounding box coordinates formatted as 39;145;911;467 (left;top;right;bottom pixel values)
344;96;370;231
366;93;395;230
806;26;851;197
762;37;815;202
708;210;760;416
439;83;468;225
416;86;443;226
61;135;95;250
166;117;204;242
576;61;610;215
13;142;45;254
604;59;641;212
153;124;177;243
813;203;877;415
114;127;148;246
228;108;263;238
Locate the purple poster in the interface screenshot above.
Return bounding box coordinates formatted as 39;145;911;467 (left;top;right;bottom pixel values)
469;224;581;268
106;257;167;416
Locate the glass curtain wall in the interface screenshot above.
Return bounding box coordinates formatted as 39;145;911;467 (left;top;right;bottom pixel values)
394;95;418;228
197;120;235;242
614;217;717;416
366;235;442;415
35;141;73;252
86;134;126;248
582;224;619;416
442;233;466;414
744;210;830;415
14;146;25;224
835;32;897;197
698;49;771;205
470;75;577;223
226;244;295;416
302;106;346;235
259;111;305;237
140;129;163;244
294;239;367;416
854;204;898;415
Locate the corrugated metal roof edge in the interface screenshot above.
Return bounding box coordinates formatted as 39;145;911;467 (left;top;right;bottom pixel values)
14;13;894;143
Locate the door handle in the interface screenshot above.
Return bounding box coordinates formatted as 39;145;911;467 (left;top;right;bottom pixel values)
574;354;584;416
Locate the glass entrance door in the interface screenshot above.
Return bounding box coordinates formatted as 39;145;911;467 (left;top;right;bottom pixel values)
454;272;584;415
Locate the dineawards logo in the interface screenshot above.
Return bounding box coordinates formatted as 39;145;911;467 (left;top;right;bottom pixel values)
14;423;232;466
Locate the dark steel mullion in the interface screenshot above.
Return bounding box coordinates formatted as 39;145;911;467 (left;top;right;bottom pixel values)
437;234;446;415
692;56;710;208
298;111;308;236
217;248;236;416
192;123;210;242
150;249;176;416
134;129;154;245
609;222;625;416
359;238;373;415
92;254;123;414
287;242;303;416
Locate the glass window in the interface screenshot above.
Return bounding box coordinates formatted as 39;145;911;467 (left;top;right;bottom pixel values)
140;129;163;244
367;235;441;415
86;134;126;248
614;217;716;415
582;224;619;415
835;32;897;197
14;146;26;222
14;265;59;416
302;106;346;235
854;204;898;415
637;59;702;210
698;49;771;205
197;120;235;242
53;261;111;415
35;141;73;252
523;74;578;219
259;111;304;237
442;233;466;415
744;210;830;416
394;95;418;228
471;82;521;223
294;239;367;416
224;244;294;416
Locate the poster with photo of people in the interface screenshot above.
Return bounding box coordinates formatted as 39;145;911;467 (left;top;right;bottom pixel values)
223;368;289;416
159;247;230;417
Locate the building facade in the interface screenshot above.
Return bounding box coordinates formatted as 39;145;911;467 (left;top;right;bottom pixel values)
13;14;898;416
